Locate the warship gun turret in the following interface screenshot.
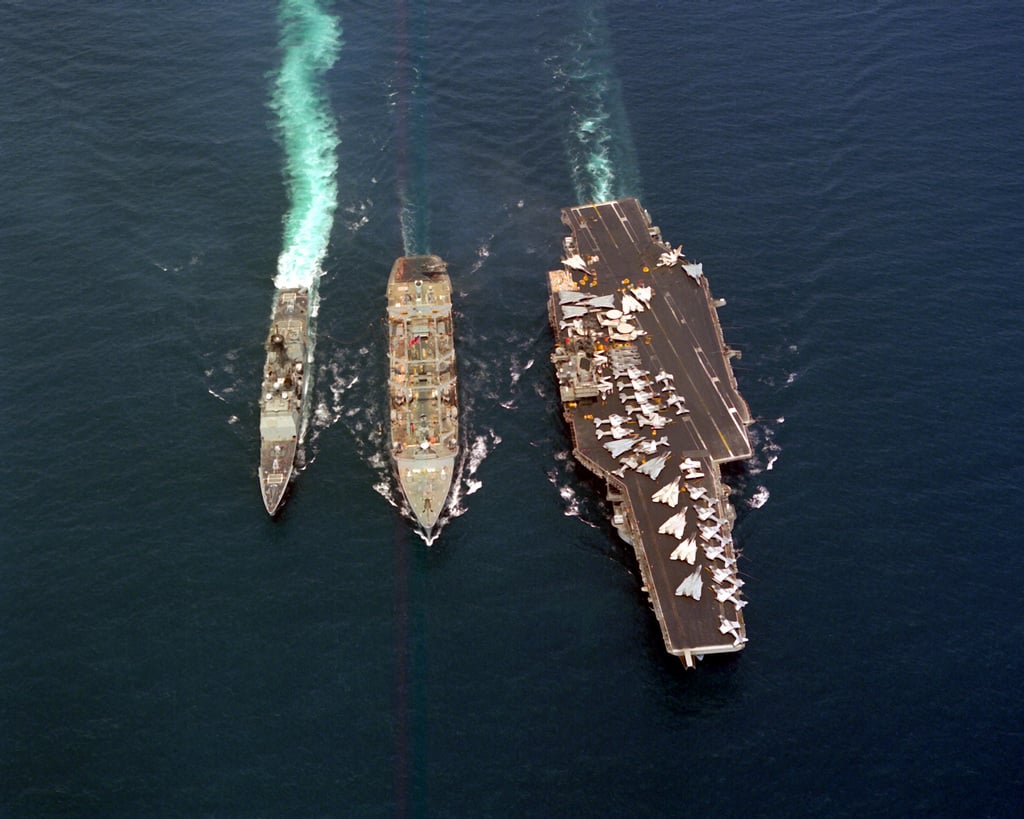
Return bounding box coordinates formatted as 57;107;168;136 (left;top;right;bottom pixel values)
258;287;311;515
386;255;459;535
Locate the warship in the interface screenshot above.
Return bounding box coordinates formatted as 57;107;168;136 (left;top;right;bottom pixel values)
547;199;753;666
258;286;311;515
386;255;459;535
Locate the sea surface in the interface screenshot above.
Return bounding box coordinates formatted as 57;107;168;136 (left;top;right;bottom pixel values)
3;1;1023;815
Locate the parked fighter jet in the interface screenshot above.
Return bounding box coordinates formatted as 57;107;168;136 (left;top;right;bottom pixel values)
564;254;589;272
619;454;641;471
718;616;745;646
687;485;708;501
670;535;698;564
658;509;688;539
704;543;725;561
635;438;670;455
593;414;629;428
630;286;652;307
666;393;688;414
621;292;645;314
714;585;735;603
682;262;703;282
636;413;668;429
560;304;589;319
639;402;661;418
651;476;681;507
700;521;722;540
675;567;702;600
596;424;631;440
604;437;638;457
636;453;669;479
586;294;616;310
658;245;683;267
711;566;734;585
612;455;641;478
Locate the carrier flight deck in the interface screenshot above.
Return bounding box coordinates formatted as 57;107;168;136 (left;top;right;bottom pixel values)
547;198;753;666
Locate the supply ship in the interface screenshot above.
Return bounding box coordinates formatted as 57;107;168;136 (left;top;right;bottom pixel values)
386;255;459;536
258;287;311;515
547;199;753;667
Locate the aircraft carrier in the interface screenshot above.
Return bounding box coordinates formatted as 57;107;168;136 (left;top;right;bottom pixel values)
547;199;753;666
387;255;459;536
258;286;311;515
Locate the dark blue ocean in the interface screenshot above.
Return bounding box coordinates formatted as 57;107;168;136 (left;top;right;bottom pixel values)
3;1;1023;815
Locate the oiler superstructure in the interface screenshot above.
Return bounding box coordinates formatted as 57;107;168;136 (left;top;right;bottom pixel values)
386;255;459;535
258;287;311;515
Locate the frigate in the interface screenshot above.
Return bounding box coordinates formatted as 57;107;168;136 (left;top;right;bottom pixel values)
258;287;311;515
386;255;459;535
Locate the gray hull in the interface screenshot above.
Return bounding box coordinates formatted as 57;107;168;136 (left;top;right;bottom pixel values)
258;287;310;515
386;255;459;534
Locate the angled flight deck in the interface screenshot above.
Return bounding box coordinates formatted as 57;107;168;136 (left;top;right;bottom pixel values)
547;199;753;666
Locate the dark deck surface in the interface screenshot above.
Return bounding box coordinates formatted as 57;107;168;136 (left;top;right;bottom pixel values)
550;199;753;663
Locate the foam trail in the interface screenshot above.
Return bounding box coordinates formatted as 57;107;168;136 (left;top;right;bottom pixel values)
270;0;342;288
548;2;640;204
395;0;430;255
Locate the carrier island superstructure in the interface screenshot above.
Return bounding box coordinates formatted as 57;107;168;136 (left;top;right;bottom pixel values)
387;255;459;536
547;199;753;667
258;287;311;515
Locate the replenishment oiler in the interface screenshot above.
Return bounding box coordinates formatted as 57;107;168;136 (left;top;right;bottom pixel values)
258;287;311;515
547;199;753;667
386;255;459;537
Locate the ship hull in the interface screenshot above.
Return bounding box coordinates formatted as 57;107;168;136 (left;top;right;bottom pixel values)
386;255;459;535
547;199;753;666
258;287;311;515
